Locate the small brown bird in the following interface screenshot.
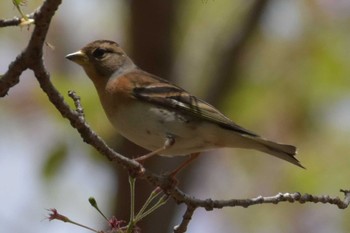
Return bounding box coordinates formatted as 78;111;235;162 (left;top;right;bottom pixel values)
66;40;304;169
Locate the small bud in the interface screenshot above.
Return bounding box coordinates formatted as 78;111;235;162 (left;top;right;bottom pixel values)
89;197;97;208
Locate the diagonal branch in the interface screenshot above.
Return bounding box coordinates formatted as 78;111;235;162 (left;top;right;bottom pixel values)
0;1;349;233
173;205;196;233
0;0;60;97
0;52;27;96
1;0;349;215
32;62;140;170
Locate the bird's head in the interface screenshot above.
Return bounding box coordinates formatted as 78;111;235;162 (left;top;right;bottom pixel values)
66;40;135;80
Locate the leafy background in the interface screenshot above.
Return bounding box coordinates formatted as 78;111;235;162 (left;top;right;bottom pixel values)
1;0;349;232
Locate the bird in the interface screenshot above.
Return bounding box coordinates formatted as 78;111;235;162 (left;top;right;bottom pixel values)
65;40;304;170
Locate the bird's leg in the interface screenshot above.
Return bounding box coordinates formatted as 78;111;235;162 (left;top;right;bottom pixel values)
168;152;200;177
135;135;175;162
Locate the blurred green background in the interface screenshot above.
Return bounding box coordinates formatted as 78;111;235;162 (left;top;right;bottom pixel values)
1;0;350;233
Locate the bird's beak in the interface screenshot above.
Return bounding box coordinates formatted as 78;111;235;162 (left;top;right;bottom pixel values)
65;50;88;65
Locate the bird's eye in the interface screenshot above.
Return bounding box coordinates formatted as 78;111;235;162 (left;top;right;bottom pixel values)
92;48;107;59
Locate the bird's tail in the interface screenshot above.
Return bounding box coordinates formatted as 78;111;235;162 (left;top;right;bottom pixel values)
252;137;304;168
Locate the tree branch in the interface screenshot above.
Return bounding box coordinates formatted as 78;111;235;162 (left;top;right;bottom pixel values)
169;189;350;210
68;90;85;121
0;0;59;97
0;13;35;28
173;205;196;233
0;17;23;27
0;1;349;233
0;52;27;96
33;61;141;171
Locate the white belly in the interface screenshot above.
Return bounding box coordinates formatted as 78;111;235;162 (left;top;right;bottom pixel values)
107;102;222;156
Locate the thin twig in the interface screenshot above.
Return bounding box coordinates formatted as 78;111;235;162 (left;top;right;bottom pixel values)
33;61;141;169
0;0;60;97
0;1;349;233
0;13;34;27
173;205;196;233
169;189;350;210
68;90;85;121
0;17;22;27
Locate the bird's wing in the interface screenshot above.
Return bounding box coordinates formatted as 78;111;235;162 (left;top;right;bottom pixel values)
132;72;258;137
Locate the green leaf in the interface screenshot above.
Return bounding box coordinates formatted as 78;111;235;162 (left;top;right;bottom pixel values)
12;0;28;20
